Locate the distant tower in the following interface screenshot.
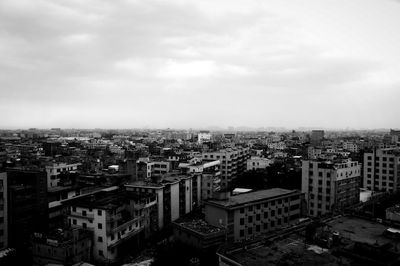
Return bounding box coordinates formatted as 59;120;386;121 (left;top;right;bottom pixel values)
310;130;324;146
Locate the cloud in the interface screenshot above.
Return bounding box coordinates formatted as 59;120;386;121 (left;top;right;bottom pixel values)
0;0;399;129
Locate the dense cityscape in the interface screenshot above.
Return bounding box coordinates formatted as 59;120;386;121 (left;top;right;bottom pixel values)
0;128;400;265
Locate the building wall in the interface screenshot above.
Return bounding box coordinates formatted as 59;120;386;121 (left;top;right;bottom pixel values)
0;173;8;249
364;149;400;192
170;183;180;222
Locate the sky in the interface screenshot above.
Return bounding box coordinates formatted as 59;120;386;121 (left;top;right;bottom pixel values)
1;0;400;130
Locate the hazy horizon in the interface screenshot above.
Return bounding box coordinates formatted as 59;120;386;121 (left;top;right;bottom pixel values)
1;0;400;129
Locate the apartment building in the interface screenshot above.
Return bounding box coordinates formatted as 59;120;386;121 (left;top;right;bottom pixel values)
202;147;250;189
136;158;171;181
45;162;81;188
246;156;272;171
363;148;400;192
310;130;324;146
125;173;197;231
302;159;361;217
32;228;92;266
64;187;156;264
204;188;303;242
179;159;221;202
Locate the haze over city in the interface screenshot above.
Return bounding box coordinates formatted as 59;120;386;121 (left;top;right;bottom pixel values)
1;0;400;129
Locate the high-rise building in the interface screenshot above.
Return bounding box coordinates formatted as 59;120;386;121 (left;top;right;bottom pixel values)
5;168;48;254
204;188;303;242
202;147;250;189
363;148;400;192
310;130;324;146
302;159;361;217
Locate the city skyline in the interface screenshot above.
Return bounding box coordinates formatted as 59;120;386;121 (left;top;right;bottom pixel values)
1;0;400;129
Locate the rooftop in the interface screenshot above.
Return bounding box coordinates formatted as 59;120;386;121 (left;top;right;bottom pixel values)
206;188;299;208
174;218;224;236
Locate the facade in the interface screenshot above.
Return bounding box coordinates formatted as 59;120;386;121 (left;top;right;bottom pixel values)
310;130;324;146
302;159;361;217
32;228;92;266
198;131;212;144
45;162;80;188
204;188;303;242
64;187;156;264
179;160;221;203
202;147;250;189
0;173;8;249
363;148;400;192
343;141;359;153
246;156;272;171
6;168;48;251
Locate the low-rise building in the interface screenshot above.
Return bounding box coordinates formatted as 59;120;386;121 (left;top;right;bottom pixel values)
204;188;304;242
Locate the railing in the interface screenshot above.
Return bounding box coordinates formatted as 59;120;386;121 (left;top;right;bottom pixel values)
110;216;144;234
69;211;94;219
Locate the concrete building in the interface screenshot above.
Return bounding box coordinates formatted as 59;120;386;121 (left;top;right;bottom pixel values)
246;156;272;171
198;131;212;144
310;130;324;146
45;162;81;188
125;173;197;231
343;141;359;153
302;159;361;217
5;168;48;252
363;148;400;192
32;228;92;266
179;159;221;203
64;187;156;264
204;188;303;242
202;147;250;189
0;173;8;249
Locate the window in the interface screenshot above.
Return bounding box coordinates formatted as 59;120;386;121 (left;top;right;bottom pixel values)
82;210;87;216
240;218;244;225
73;219;77;225
240;230;244;237
99;250;103;256
98;236;103;242
98;223;102;229
82;223;87;229
256;214;260;221
248;227;253;234
248;216;253;223
97;210;102;216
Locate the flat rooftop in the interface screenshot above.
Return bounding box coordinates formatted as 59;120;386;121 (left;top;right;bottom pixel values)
327;216;396;246
175;218;224;235
206;188;298;208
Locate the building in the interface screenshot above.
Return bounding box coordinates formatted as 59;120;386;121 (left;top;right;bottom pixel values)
204;188;303;242
64;187;156;264
5;168;48;252
343;141;359;153
0;173;8;249
179;159;221;203
246;156;272;171
301;159;361;217
363;148;400;192
202;147;250;189
198;131;212;144
172;217;226;252
32;228;92;266
45;162;81;188
125;173;197;231
310;130;324;146
386;205;400;223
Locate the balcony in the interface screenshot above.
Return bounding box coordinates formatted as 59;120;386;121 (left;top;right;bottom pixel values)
108;226;144;249
69;211;94;219
109;216;144;234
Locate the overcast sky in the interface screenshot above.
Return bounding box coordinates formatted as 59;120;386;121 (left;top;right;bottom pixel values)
1;0;400;130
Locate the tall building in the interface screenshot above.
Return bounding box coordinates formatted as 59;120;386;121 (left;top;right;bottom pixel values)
204;188;303;242
202;147;250;189
0;173;8;249
302;159;361;217
363;148;400;192
6;168;48;251
310;130;324;146
125;173;198;231
64;187;156;264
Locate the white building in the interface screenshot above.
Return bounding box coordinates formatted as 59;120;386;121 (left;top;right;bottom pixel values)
45;162;81;188
198;131;212;144
246;157;273;171
302;159;361;217
363;148;400;192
